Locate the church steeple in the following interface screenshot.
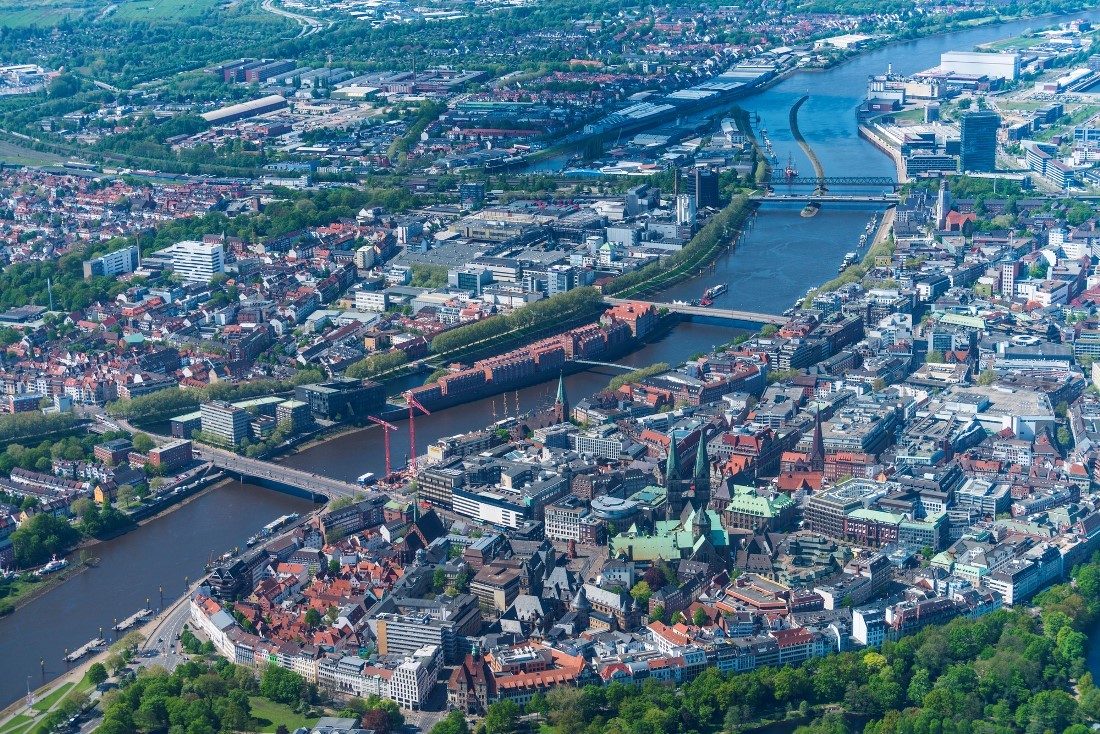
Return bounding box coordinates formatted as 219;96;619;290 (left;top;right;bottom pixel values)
665;433;684;514
809;410;825;472
553;372;569;424
665;434;682;483
694;429;710;505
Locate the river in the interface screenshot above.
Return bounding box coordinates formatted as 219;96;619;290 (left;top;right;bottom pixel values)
5;9;1100;707
0;483;314;705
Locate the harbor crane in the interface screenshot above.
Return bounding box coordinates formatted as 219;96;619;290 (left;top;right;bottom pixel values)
367;415;398;478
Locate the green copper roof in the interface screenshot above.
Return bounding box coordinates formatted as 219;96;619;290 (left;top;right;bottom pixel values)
666;434;682;482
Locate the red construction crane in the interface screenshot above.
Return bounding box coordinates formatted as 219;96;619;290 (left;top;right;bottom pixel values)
367;415;398;478
404;391;431;474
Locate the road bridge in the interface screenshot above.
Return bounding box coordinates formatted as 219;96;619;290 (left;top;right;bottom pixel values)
604;298;785;328
193;445;362;501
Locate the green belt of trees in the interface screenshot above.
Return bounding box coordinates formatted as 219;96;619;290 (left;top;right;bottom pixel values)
429;286;604;356
107;369;323;424
528;555;1100;734
607;195;756;298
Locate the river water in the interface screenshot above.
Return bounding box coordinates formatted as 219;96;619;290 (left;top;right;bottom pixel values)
5;9;1100;707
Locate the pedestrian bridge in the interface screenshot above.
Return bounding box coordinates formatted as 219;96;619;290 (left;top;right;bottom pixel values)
574;359;635;371
604;298;786;328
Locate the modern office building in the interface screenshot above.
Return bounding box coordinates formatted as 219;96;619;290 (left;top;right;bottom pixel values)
959;111;1000;173
200;401;252;447
162;240;226;284
685;168;720;208
83;245;139;280
294;378;385;421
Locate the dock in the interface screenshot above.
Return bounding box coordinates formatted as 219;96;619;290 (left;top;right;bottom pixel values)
64;638;106;663
113;608;153;632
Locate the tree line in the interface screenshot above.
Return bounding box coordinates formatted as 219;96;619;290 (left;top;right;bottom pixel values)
512;557;1100;734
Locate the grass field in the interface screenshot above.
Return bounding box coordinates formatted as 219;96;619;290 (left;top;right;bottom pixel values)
0;715;33;734
0;0;229;26
248;697;320;733
30;683;73;715
982;34;1047;51
111;0;223;21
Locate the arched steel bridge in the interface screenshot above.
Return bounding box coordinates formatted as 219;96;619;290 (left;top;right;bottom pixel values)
769;175;898;189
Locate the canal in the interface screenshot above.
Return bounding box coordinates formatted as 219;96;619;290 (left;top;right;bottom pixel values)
6;8;1100;707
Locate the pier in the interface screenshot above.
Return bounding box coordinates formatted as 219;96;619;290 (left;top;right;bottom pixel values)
63;638;106;663
113;608;153;632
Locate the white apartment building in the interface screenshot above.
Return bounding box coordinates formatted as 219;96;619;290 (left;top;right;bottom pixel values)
163;240;225;284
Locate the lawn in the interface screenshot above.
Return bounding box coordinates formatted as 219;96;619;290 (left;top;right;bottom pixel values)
248;697;320;733
0;715;33;734
31;683;73;714
982;34;1047;51
888;107;927;123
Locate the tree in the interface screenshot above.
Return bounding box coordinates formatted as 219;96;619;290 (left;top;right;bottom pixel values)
10;512;80;568
976;368;997;386
759;324;779;338
87;662;109;686
429;711;469;734
433;567;447;591
526;692;550;720
630;581;653;607
650;605;666;624
693;607;709;626
328;558;341;575
259;665;304;705
132;433;155;453
305;608;322;628
484;700;521;734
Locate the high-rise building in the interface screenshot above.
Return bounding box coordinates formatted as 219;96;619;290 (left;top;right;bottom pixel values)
675;194;697;225
83;245;140;280
547;264;576;297
959;111;1000;173
685;168;720;209
163;240;225;284
200;401;251;447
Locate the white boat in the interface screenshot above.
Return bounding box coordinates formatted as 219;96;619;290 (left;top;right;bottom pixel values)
357;472;376;486
35;555;68;577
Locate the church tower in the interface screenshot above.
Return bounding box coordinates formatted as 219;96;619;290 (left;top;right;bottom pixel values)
935;178;952;231
809;410;825;473
693;429;710;508
665;433;684;513
553;372;569;425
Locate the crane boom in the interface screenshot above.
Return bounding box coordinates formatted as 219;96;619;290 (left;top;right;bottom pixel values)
403;391;432;474
367;415;398;478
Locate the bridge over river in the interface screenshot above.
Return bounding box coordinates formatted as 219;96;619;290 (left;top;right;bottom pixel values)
193;445;362;501
604;298;785;329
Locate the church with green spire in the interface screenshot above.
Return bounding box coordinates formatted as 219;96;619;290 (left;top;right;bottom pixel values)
553;372;569;425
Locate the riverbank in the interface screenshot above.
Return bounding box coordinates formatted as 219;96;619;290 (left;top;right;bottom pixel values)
858;123;908;183
802;206;896;306
0;472;228;622
0;559;93;617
